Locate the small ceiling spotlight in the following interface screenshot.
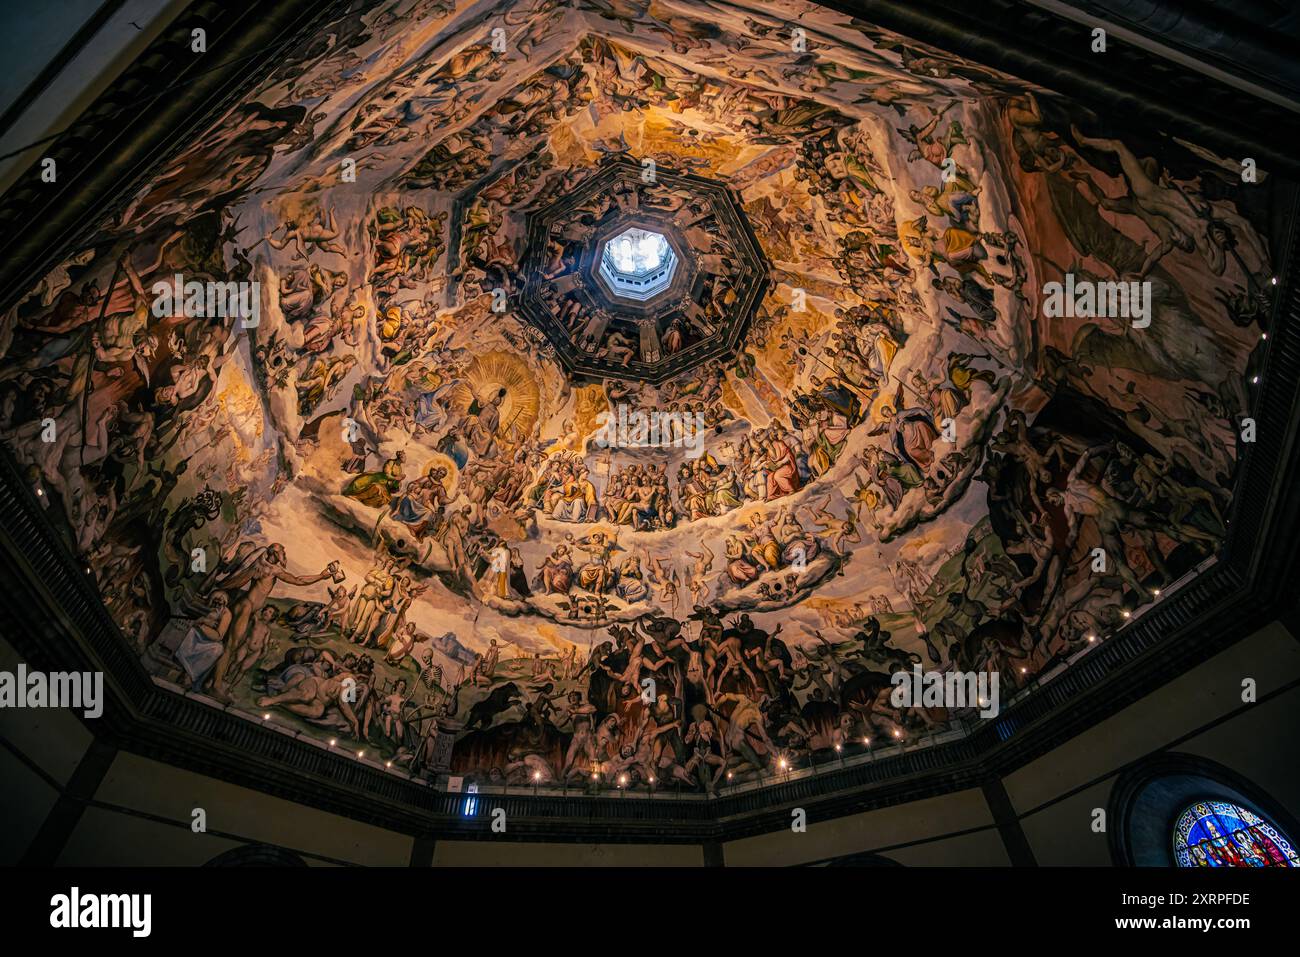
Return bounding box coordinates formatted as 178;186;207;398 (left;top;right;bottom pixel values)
261;713;270;720
1122;610;1132;619
328;738;337;747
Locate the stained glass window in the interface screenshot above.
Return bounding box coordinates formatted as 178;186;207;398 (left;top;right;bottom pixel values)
1172;800;1300;867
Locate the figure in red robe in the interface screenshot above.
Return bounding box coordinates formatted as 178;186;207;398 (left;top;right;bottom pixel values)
764;432;802;500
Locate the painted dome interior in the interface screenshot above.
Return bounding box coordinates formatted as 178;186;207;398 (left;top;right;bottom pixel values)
0;0;1274;798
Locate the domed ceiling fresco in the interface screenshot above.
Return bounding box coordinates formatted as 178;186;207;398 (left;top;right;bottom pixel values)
0;0;1271;794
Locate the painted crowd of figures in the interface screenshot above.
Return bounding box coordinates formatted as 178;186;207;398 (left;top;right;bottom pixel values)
0;0;1269;791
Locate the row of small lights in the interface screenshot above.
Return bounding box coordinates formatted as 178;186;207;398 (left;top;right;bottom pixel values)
231;583;1169;777
1251;276;1279;385
254;713;407;769
254;589;1157;782
1014;585;1164;680
246;712;884;784
255;625;1176;787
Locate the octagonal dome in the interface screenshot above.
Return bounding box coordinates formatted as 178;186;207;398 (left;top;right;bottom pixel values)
0;0;1280;827
518;156;769;384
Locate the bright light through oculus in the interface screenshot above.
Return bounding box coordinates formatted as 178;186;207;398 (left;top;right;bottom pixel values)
610;229;667;274
598;226;678;302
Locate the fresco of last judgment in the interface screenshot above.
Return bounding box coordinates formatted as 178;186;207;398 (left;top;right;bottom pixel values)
0;0;1271;794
